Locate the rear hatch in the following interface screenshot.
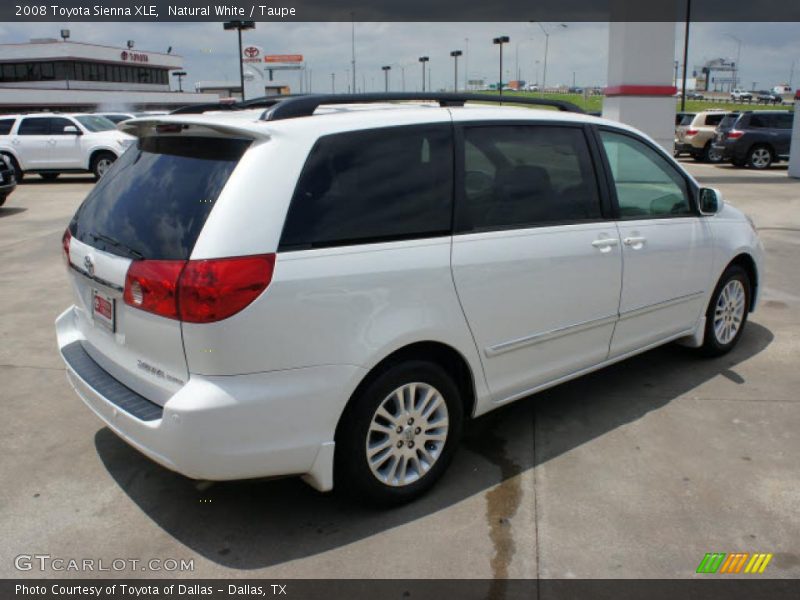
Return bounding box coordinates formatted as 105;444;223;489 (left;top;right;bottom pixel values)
64;131;251;405
715;112;741;144
675;113;695;143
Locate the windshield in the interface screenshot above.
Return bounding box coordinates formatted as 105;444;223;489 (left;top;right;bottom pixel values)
75;115;118;132
70;136;251;260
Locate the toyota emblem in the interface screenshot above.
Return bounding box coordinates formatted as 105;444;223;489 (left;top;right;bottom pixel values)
84;255;95;277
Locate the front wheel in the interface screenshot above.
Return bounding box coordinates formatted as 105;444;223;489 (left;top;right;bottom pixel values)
700;265;751;357
335;361;464;505
91;152;116;180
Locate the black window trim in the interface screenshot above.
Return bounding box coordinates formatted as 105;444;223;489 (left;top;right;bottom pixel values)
277;121;457;253
591;124;701;220
453;119;612;236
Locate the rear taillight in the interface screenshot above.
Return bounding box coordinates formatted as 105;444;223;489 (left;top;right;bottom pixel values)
123;254;275;323
62;228;71;266
727;130;744;139
685;128;699;136
123;260;185;319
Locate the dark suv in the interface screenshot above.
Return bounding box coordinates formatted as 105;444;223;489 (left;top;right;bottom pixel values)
713;110;794;169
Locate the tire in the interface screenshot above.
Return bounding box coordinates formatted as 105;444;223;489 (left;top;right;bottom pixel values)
2;154;23;182
747;145;773;170
700;265;751;357
39;173;60;181
703;142;723;163
335;360;464;506
0;194;7;207
91;152;116;180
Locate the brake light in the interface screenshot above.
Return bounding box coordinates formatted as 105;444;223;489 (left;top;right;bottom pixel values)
62;228;72;266
727;130;744;139
685;129;699;136
123;254;275;323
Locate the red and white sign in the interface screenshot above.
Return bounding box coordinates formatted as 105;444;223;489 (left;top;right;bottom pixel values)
120;50;149;63
264;54;303;64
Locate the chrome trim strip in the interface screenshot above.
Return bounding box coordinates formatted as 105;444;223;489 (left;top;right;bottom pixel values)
618;291;705;321
69;263;124;292
485;314;618;358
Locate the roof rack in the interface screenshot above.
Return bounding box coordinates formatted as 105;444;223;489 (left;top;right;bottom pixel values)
259;92;584;121
169;94;309;115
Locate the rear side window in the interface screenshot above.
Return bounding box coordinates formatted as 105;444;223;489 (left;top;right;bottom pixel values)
70;136;250;260
280;125;453;250
749;114;773;128
719;113;740;129
17;118;50;135
704;113;725;126
458;125;601;231
773;113;794;129
0;118;14;135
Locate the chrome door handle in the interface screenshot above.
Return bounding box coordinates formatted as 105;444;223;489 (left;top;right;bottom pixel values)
591;238;619;248
623;236;647;247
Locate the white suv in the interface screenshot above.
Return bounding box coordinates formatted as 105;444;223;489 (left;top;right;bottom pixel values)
0;113;134;181
56;94;764;504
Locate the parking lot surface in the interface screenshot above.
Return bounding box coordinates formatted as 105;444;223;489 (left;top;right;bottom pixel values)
1;163;798;579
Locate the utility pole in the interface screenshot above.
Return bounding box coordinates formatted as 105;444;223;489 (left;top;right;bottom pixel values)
350;13;356;94
382;65;391;92
681;0;692;111
419;56;429;92
493;36;509;97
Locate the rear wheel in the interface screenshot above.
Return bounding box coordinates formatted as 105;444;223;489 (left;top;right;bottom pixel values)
0;194;7;207
700;265;751;357
91;152;116;180
2;154;23;182
748;145;773;170
703;142;723;163
39;173;60;181
335;361;463;505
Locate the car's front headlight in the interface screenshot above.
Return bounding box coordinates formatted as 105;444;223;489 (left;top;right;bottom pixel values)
117;137;135;149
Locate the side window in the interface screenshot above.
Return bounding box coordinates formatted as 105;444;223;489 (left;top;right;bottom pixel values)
459;125;601;231
17;118;50;135
749;114;769;128
280;125;453;250
0;119;14;135
599;130;692;218
774;113;794;129
49;117;75;134
705;113;724;127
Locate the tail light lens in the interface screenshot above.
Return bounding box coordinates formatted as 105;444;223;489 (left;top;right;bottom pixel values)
62;228;72;266
685;128;699;136
123;254;275;323
727;130;744;139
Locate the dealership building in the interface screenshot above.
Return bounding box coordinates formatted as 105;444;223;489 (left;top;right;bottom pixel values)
0;38;218;112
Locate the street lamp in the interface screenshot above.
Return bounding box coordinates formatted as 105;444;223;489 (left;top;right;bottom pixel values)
223;20;255;101
382;66;391;92
60;29;70;42
172;70;187;92
450;50;462;92
493;36;510;97
531;22;567;94
419;56;429;92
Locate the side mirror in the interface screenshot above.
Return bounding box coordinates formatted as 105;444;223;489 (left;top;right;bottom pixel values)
63;125;82;135
698;187;723;215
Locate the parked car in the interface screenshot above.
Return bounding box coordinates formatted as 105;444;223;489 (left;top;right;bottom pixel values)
713;110;794;169
674;109;730;162
525;83;539;92
683;91;704;100
0;153;17;206
56;94;764;504
673;112;697;156
0;113;135;181
731;89;753;102
755;90;782;105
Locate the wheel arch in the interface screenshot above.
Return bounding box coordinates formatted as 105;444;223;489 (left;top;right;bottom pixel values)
87;147;118;170
334;341;478;443
725;252;759;312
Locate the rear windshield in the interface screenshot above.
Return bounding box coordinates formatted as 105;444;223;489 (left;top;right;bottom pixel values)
70;136;251;260
719;113;740;129
678;114;695;126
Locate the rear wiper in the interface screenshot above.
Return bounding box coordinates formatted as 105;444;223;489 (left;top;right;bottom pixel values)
88;232;145;260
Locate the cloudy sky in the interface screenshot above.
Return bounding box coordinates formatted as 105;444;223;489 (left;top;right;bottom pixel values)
1;21;798;93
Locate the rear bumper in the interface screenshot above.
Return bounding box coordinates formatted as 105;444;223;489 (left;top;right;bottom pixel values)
56;307;366;491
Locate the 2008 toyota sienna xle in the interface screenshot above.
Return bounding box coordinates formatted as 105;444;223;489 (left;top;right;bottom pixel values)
56;93;764;505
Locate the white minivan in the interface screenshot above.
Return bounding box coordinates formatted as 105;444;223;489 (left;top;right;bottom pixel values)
56;94;764;504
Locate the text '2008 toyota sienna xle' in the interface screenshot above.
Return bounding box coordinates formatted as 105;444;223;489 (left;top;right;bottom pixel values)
56;94;764;504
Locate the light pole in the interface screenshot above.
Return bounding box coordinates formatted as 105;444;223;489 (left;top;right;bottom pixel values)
531;22;566;94
223;20;255;101
350;13;356;95
680;0;691;111
331;72;335;93
725;33;742;91
464;38;470;90
172;70;186;92
419;56;429;92
493;36;510;97
450;50;462;92
382;65;391;92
